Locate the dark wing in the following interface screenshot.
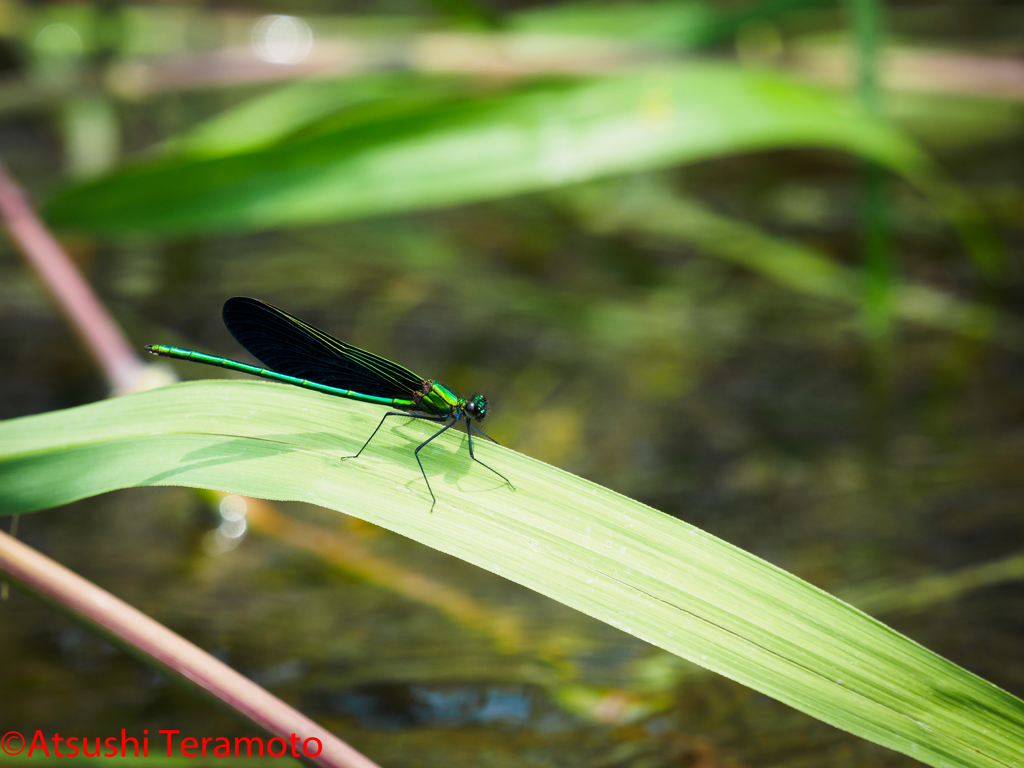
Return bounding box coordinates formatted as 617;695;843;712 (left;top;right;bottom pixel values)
222;297;425;399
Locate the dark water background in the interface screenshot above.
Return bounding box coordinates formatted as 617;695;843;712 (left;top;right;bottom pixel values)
1;1;1023;766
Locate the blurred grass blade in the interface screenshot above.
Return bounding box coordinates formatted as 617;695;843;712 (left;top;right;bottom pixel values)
847;0;895;414
165;79;394;159
2;380;1023;768
564;181;1021;348
510;0;720;45
511;0;831;47
163;76;457;159
47;65;929;235
841;550;1024;617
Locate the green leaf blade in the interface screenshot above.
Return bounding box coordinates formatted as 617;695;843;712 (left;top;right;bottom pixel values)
46;65;926;235
2;380;1021;768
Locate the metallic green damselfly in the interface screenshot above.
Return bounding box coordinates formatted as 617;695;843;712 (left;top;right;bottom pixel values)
146;297;512;509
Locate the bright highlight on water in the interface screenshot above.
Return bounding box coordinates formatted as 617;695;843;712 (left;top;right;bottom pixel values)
146;297;513;509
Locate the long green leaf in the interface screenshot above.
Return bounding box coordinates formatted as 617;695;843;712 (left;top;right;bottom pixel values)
46;65;928;235
2;380;1022;768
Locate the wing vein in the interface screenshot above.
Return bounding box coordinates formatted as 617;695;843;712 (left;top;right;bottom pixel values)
221;297;425;399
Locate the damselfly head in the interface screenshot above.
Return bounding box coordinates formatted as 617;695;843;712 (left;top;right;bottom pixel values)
465;394;488;420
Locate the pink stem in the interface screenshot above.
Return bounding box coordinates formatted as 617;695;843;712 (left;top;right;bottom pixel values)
0;159;143;393
0;529;382;768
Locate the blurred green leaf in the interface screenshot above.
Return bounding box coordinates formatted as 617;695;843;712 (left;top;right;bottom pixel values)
511;0;831;47
510;0;719;45
163;76;453;159
47;64;929;235
2;380;1023;768
565;180;1022;348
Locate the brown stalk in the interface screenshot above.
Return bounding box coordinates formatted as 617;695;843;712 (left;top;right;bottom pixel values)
0;529;381;768
0;159;145;394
